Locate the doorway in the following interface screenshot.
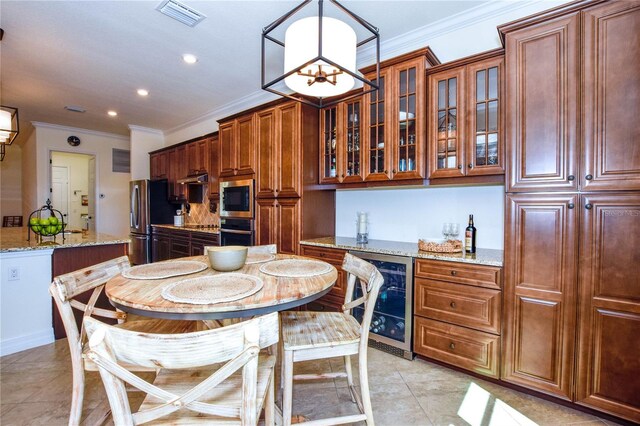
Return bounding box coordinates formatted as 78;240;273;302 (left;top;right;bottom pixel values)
50;151;96;232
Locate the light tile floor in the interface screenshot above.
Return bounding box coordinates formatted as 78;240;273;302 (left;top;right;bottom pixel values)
0;340;624;426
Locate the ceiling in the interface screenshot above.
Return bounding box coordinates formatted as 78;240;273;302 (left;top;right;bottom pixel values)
1;0;496;143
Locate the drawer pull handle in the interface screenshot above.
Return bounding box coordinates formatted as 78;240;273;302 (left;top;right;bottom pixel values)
585;174;593;180
451;270;457;276
449;342;455;350
450;302;456;309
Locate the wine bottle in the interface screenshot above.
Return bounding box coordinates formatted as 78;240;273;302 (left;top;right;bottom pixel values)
465;214;476;254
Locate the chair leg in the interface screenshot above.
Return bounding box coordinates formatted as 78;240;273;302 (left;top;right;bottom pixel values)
344;355;356;403
358;352;375;426
69;366;85;425
282;350;294;426
265;372;275;426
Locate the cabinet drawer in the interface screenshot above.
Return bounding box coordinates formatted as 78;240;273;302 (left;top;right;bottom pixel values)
415;278;501;334
415;259;501;289
300;245;346;265
414;317;500;378
170;239;190;258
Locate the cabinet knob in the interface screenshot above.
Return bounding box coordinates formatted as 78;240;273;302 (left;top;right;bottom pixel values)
450;301;456;309
568;175;575;181
585;174;593;180
457;165;462;169
384;170;388;174
585;203;593;210
451;270;457;276
392;169;396;174
568;203;575;209
275;189;279;192
449;342;455;350
341;174;345;178
468;163;473;169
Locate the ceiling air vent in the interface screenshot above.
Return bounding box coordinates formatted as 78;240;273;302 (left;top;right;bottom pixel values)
156;0;206;27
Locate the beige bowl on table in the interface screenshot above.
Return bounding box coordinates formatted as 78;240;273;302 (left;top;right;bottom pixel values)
206;245;248;271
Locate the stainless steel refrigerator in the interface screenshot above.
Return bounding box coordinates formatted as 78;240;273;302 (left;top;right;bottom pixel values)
129;179;176;264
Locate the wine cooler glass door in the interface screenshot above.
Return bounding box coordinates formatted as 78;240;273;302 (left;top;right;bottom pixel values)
349;251;413;358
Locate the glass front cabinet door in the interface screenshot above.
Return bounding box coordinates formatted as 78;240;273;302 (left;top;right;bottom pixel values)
428;50;504;179
428;67;466;178
363;70;391;181
392;57;426;179
467;56;503;176
319;98;364;184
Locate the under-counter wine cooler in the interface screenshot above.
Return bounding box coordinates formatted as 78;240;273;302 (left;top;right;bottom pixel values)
349;251;413;359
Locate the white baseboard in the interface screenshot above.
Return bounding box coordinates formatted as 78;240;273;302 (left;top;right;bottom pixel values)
0;328;55;356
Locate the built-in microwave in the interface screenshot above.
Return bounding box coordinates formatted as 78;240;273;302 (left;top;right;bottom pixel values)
220;179;254;219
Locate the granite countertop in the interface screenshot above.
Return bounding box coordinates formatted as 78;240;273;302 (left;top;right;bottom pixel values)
300;236;503;267
0;228;130;253
152;224;220;235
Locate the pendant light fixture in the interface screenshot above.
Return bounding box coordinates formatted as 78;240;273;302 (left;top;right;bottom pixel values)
262;0;380;109
0;106;19;162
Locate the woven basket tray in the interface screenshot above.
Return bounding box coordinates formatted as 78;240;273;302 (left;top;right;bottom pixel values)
418;239;463;253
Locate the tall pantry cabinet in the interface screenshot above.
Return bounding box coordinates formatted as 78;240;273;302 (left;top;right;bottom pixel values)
500;1;640;422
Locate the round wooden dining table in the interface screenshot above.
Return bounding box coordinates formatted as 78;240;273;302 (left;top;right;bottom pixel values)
105;254;337;320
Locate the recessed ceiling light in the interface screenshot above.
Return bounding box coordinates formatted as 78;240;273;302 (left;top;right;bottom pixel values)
137;89;149;97
182;53;198;64
107;110;118;117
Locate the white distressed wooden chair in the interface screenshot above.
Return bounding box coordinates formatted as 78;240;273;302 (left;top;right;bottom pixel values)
248;244;277;254
280;253;384;426
49;255;199;426
84;311;280;425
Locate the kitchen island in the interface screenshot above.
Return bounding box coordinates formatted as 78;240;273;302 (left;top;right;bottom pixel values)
0;228;130;355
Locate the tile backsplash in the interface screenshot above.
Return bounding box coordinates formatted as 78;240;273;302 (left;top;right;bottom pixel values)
184;185;219;225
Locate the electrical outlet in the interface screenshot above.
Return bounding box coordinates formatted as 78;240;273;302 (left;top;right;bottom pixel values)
8;267;19;281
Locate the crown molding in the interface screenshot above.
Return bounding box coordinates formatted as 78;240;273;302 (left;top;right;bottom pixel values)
167;0;556;135
31;121;129;141
128;125;164;136
164;90;279;135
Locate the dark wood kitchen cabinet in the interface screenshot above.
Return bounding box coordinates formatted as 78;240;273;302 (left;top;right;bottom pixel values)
427;49;505;179
575;193;640;422
414;259;502;379
151;227;219;262
581;1;640;192
360;48;438;182
502;194;578;400
186;137;209;176
300;245;347;311
502;11;580;192
256;102;308;199
167;147;186;202
219;113;256;178
150;150;168;180
208;134;219;200
255;198;299;256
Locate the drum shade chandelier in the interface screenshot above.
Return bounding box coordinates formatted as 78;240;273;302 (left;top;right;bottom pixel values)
0;106;19;162
262;0;380;108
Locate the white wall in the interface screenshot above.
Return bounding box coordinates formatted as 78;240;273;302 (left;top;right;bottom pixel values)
32;123;131;238
0;141;23;219
51;152;90;229
129;125;165;180
0;249;55;355
336;185;504;249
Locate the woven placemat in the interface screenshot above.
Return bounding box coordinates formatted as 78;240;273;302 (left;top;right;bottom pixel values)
122;261;208;280
259;259;332;277
245;253;276;264
161;274;263;305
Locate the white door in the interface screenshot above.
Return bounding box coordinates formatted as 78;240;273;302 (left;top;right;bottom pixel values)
88;156;97;232
51;166;69;225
